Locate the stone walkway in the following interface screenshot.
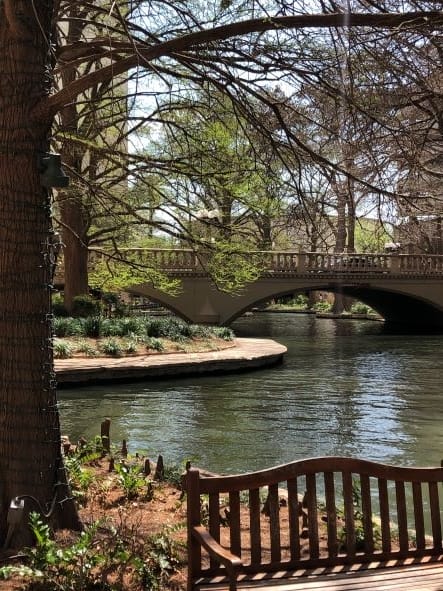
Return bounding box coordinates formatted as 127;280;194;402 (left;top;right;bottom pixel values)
55;338;287;386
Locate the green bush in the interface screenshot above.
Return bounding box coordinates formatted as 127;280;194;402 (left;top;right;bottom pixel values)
145;337;165;352
146;317;191;340
81;316;102;338
211;326;234;340
0;512;180;591
291;294;309;308
100;338;123;357
124;339;139;354
189;324;213;338
99;317;119;337
53;339;74;359
115;461;148;500
53;317;83;337
71;294;102;318
313;301;332;312
351;302;372;315
51;293;68;316
75;340;98;358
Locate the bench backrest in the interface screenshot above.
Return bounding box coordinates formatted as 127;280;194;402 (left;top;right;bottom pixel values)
186;457;443;578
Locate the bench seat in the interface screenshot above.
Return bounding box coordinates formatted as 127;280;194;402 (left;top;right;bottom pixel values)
195;557;443;590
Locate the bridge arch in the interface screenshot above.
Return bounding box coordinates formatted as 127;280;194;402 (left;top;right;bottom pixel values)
127;276;443;330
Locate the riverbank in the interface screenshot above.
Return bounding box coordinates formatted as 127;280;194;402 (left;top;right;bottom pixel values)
55;337;287;387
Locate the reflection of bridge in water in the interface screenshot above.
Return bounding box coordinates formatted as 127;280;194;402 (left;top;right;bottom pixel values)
91;249;443;328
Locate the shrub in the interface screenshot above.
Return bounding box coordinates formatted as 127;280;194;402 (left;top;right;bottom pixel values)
124;339;139;354
313;300;332;312
81;316;102;338
146;317;190;340
53;339;73;359
145;337;164;352
145;318;162;338
100;338;123;357
100;291;128;317
0;512;182;591
211;326;234;340
291;294;309;308
75;340;98;357
189;324;213;338
51;293;68;316
53;317;83;337
115;461;148;500
122;316;145;336
351;302;372;315
99;317;119;337
71;294;102;318
110;316;145;337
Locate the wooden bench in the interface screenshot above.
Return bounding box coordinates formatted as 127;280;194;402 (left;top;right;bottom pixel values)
185;456;443;590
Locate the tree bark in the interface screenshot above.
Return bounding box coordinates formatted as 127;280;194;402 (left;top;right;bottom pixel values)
0;0;80;546
59;195;90;312
57;7;91;313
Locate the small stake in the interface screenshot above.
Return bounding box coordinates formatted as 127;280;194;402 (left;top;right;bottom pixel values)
101;418;111;454
154;454;164;481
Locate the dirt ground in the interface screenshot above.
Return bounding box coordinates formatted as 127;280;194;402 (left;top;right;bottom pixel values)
0;457;189;591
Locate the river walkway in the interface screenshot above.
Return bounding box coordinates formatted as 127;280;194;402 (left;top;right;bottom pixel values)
55;338;287;387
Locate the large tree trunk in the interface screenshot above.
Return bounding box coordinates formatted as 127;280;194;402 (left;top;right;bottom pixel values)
0;1;81;547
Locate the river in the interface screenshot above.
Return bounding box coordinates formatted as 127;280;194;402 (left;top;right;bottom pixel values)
58;312;443;474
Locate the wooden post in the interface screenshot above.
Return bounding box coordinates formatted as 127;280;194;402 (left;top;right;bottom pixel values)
121;439;128;458
101;418;111;454
186;468;202;591
154;454;164;481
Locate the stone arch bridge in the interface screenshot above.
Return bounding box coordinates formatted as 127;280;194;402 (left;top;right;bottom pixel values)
91;249;443;329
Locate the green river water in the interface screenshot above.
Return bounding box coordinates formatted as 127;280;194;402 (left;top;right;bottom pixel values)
58;313;443;474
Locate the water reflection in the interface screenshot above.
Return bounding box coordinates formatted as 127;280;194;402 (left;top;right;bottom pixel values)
58;314;443;474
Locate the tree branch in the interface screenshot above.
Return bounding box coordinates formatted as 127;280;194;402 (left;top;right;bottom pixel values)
35;10;443;118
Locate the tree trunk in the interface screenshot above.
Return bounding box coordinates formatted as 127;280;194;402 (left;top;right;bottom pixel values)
59;195;90;312
0;1;81;547
57;8;91;313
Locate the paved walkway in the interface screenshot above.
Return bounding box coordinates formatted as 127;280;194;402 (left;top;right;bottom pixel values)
55;338;287;387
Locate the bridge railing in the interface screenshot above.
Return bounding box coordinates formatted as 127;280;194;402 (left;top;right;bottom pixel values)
83;248;443;276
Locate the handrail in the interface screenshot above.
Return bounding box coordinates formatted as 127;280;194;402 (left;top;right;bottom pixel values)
85;248;443;276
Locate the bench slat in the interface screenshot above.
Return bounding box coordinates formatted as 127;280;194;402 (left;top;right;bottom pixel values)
268;483;281;563
229;491;241;558
428;481;442;548
395;480;409;553
323;471;337;558
305;473;319;559
360;473;374;554
378;477;391;553
249;488;262;565
287;478;300;562
209;492;222;570
342;471;356;557
412;481;425;550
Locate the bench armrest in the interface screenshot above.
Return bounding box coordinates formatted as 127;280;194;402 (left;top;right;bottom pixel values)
192;525;243;587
